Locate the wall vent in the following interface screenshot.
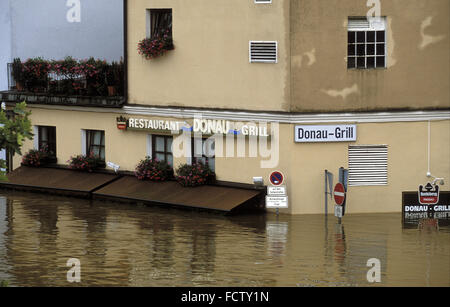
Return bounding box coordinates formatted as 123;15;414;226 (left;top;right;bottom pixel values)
249;41;278;63
348;145;388;186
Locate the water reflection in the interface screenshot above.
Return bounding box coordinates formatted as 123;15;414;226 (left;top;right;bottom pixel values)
0;191;449;287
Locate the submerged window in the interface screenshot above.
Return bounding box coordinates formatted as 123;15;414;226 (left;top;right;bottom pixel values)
86;130;105;161
348;17;386;69
38;126;56;158
152;135;173;166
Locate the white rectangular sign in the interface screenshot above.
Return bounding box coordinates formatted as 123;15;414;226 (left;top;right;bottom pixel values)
268;186;286;196
295;125;357;143
266;196;289;209
335;205;343;218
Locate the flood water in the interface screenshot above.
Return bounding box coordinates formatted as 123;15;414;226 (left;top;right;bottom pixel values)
0;191;449;287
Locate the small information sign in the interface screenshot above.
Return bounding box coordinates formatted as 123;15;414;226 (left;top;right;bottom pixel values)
266;196;289;209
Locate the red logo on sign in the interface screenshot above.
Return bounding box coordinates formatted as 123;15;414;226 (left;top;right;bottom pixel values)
419;183;439;205
334;183;346;206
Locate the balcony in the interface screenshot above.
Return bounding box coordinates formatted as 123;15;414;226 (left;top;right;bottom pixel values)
1;57;125;108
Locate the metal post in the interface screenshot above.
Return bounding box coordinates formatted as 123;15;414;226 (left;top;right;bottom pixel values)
325;170;328;216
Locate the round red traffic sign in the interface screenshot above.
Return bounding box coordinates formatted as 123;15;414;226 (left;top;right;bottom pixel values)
334;183;346;206
269;171;284;186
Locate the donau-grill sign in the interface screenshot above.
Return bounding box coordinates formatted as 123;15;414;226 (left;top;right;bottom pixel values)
402;183;450;228
295;125;357;143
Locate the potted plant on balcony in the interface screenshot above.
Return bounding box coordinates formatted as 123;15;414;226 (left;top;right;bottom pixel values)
22;58;50;92
11;58;25;91
106;63;117;96
138;30;174;60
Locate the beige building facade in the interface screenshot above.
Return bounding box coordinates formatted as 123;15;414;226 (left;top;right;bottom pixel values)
7;0;450;215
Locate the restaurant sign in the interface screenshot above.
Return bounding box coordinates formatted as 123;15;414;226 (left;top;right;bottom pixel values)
117;116;271;137
294;125;356;143
402;183;450;228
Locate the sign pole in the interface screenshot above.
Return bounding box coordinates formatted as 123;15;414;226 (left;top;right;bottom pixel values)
325;170;328;216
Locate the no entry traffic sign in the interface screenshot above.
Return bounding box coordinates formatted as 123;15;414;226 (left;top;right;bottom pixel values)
269;171;284;186
334;183;346;206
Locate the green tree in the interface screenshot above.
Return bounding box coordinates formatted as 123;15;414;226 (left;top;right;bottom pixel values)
0;101;33;180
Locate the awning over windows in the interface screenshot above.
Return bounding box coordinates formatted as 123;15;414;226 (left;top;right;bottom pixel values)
0;166;120;197
0;167;264;213
93;176;264;213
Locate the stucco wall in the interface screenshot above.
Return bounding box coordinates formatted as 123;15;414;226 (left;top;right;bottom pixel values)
290;0;450;112
127;0;290;112
15;106;450;215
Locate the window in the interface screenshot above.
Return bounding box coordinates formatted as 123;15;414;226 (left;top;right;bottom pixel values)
86;130;105;161
348;145;388;186
348;17;386;69
38;126;56;158
148;9;173;40
152;135;173;166
192;137;215;172
249;41;278;63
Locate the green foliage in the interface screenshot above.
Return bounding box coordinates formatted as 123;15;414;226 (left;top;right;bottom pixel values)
0;280;9;287
12;57;124;97
12;58;25;84
0;101;34;180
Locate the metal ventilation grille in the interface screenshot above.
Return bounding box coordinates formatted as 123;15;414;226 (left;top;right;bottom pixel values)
348;145;388;186
249;41;278;63
348;18;370;31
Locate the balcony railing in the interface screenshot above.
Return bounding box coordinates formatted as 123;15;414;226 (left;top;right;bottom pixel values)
3;58;125;108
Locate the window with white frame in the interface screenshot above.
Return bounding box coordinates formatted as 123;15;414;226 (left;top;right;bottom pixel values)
348;145;388;186
347;17;386;69
85;130;105;161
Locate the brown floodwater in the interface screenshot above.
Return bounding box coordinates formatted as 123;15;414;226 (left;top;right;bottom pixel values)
0;191;449;287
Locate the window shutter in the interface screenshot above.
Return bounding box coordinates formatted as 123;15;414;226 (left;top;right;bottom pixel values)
348;145;388;186
249;41;278;63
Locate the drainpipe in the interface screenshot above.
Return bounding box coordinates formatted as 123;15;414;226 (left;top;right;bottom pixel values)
123;0;128;106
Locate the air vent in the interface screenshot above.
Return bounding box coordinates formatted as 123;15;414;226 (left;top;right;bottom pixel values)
249;41;278;63
348;18;370;31
348;17;386;31
348;145;388;186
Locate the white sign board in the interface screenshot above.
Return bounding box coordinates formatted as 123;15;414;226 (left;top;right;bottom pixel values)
335;205;343;218
295;125;357;143
266;196;289;209
268;186;286;196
